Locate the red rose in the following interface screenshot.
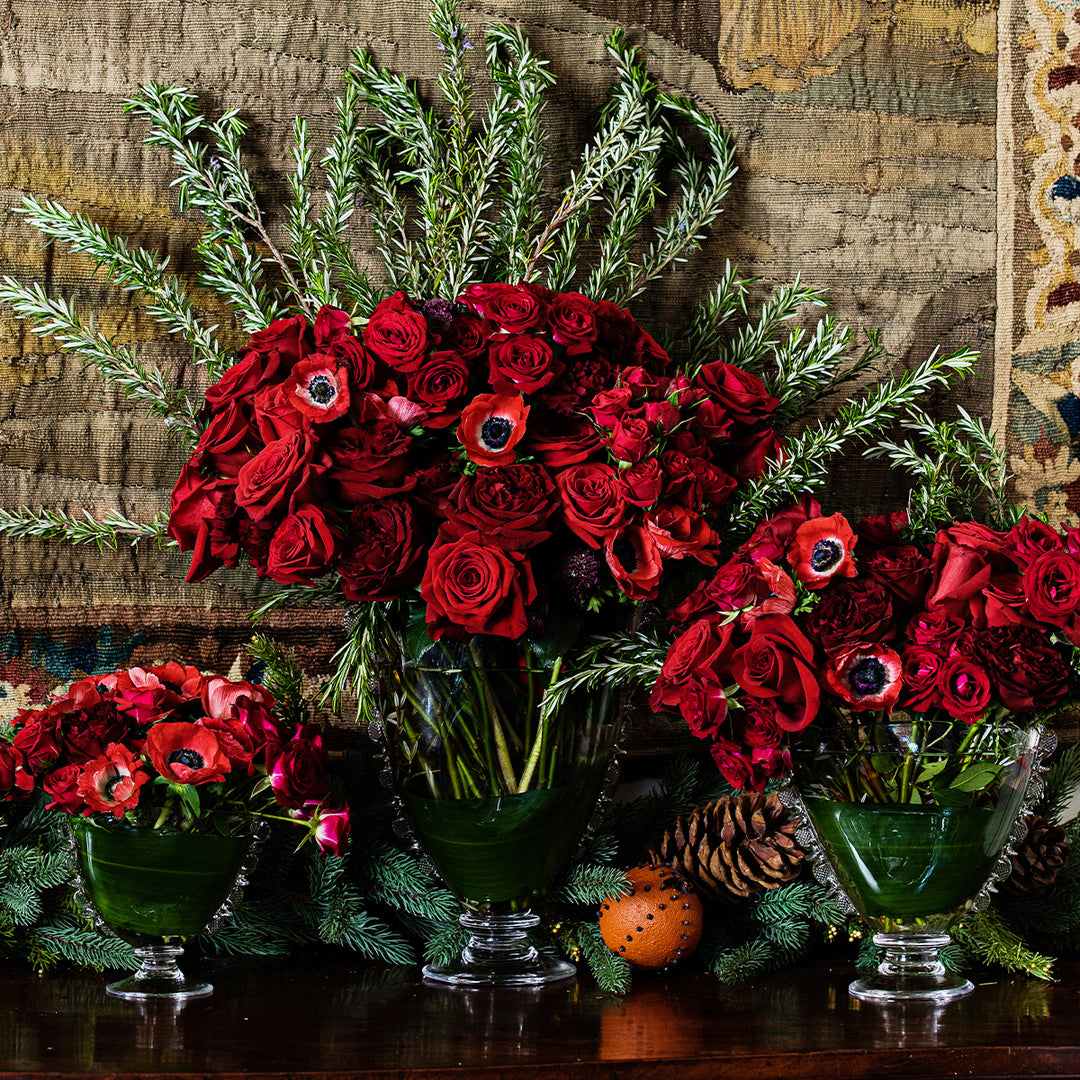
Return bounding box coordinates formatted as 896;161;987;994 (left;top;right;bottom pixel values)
283;353;350;422
863;544;931;611
906;610;964;650
167;461;240;582
195;401;259;477
253;383;308;443
651;618;736;712
729;613;821;732
724;426;784;481
925;522;1014;625
589;387;635;428
364;291;428;372
693;399;735;444
60;701;128;764
936;656;992;722
12;715;61;774
441;465;558;550
268;728;331;810
42;763;83;812
338;499;425;602
823;643;902;712
738;498;822;562
444;312;489;360
693;361;779;425
738;702;785;749
236;429;323;523
488;334;562;395
146;721;232;785
548;292;598;351
1023;551;1080;641
709;739;788;793
457;393;530;467
526;414;603;466
313;805;351;855
265;506;341;585
0;743;33;799
604;525;663;601
459;282;549;334
804;577;895;652
677;672;729;739
787;514;858;590
77;744;150;818
618;459;664;508
608;415;654;464
420;534;538;640
204;314;309;411
326;409;415;502
856;510;909;547
407;351;471;429
644;504;717;566
557;462;630;548
314;305;351;345
900;645;946;711
1006;517;1065;567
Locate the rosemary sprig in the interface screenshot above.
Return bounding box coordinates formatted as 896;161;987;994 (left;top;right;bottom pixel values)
0;507;172;551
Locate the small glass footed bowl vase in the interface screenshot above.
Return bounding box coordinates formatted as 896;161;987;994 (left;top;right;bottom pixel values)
779;717;1054;1005
69;815;259;1001
372;632;621;988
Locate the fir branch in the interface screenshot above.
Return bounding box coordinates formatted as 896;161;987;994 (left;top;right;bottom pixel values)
28;917;138;972
705;937;777;984
0;277;200;441
1039;744;1080;826
424;920;469;967
359;843;460;923
0;506;172;552
576;920;632;994
246;635;309;729
15;195;229;374
550;863;630;907
953;908;1055;981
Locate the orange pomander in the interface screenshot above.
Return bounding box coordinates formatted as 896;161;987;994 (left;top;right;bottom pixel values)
598;863;704;970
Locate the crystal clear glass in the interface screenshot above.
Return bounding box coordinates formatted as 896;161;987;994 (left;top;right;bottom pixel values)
69;816;255;1001
374;632;619;987
780;718;1053;1004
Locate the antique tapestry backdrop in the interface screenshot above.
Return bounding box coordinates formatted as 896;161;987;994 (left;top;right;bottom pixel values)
0;0;1047;704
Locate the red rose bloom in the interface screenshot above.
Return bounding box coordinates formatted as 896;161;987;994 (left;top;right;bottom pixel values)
488;334;561;394
444;312;489;360
77;744;150;818
42;763;83;812
557;462;630;548
195;401;259;478
326;410;415;502
618;459;664;508
973;626;1072;712
268;728;331;810
266;506;342;585
460;282;549;334
284;354;350;422
457;393;530;467
936;656;992;722
235;429;321;524
12;716;61;774
313;805;352;856
204;314;308;411
694;361;779;425
0;743;34;799
644;504;717;566
146;721;232;785
729;614;821;731
651;617;736;712
526;414;603;466
1023;550;1080;642
421;534;538;640
804;577;895;652
548;291;598;351
364;291;428;372
738;498;822;563
787;514;858;590
167;463;240;582
824;643;902;712
441;464;559;550
407;351;471;429
900;645;946;712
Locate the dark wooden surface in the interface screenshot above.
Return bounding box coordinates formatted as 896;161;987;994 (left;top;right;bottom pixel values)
2;954;1080;1079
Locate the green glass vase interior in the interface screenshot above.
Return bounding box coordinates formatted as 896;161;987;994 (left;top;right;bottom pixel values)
781;718;1052;1005
70;816;252;1001
376;633;620;987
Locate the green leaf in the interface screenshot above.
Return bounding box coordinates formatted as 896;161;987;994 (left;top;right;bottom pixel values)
948;762;1004;793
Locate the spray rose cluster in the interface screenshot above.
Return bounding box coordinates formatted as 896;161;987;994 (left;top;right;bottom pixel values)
0;663;350;854
168;283;782;640
652;501;1078;791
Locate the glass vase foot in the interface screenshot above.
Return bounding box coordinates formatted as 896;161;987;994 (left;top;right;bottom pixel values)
423;911;575;988
106;944;212;1001
848;933;973;1004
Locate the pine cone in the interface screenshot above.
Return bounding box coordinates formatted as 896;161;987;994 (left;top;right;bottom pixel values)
648;793;805;902
1000;814;1070;894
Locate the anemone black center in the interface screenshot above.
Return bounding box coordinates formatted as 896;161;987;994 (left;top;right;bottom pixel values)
168;748;206;769
104;774;126;799
849;656;886;696
612;537;637;570
810;538;843;573
307;374;336;405
481;416;513;449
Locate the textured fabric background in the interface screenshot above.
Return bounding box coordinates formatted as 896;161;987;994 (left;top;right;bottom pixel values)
0;0;1004;705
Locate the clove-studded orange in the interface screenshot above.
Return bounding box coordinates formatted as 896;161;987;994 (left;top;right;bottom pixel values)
598;862;704;970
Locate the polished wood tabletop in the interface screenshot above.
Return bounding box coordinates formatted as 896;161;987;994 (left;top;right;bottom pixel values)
2;953;1080;1079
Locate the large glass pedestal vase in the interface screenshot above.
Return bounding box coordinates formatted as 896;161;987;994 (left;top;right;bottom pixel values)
780;719;1052;1005
374;634;619;987
70;816;253;1001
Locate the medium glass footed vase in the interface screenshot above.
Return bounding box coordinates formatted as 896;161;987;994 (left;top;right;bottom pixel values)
70;816;254;1001
374;632;620;987
780;717;1053;1004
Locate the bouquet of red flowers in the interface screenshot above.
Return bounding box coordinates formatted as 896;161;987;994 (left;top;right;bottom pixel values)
651;500;1079;793
168;283;782;647
1;663;350;854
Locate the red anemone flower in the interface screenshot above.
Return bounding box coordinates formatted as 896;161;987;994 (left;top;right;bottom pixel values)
145;721;232;785
77;744;150;818
824;643;902;711
285;354;350;422
456;393;530;467
787;514;858;590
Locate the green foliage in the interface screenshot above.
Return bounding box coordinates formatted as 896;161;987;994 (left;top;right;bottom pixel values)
246;635;310;730
952;907;1056;981
1035;743;1080;826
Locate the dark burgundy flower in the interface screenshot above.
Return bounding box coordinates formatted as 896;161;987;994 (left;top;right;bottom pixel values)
268;728;331;810
804;577;895;652
338;499;425;602
441;465;559;550
972;626;1072;712
0;743;34;800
